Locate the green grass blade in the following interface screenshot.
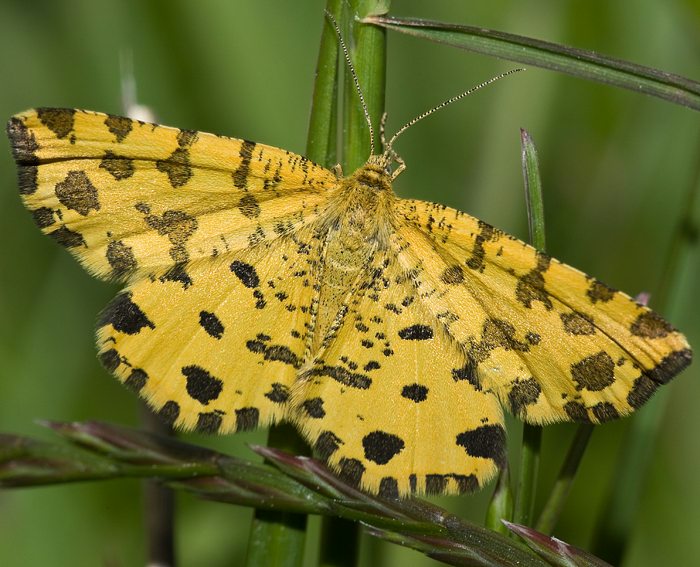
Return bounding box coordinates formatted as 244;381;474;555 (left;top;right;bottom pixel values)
505;521;613;567
363;15;700;111
535;424;594;535
521;129;546;252
0;421;553;567
591;138;700;561
514;129;545;527
485;461;513;535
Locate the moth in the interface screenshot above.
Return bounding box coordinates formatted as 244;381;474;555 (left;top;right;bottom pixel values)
6;106;691;497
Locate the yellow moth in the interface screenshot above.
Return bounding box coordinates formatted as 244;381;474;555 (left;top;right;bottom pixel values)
6;105;691;497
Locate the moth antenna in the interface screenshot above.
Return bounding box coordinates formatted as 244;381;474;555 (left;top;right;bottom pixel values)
386;68;526;153
325;9;376;155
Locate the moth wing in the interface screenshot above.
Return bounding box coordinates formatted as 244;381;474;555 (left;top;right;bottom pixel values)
7;108;337;283
393;198;691;424
292;253;506;497
97;224;324;433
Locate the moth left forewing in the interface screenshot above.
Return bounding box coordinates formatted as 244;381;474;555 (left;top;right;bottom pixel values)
393;198;691;425
8;108;337;283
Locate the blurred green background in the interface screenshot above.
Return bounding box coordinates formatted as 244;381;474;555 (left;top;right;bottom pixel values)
0;1;698;565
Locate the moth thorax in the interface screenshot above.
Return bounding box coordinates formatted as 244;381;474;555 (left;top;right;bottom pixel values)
350;162;392;193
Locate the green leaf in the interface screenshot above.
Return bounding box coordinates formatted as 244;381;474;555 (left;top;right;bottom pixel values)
363;15;700;111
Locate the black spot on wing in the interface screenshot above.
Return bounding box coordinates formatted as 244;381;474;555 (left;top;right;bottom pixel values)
197;411;223;433
124;368;148;392
177;129;198;147
515;253;552;310
586;278;616;303
253;289;266;310
156;147;192;187
231;260;260;288
425;474;478;494
591;402;619;423
305;364;371;389
264;383;289;404
104;114;133;143
455;424;506;467
571;351;615;391
452;359;480;389
99;348;121;372
235;407;260;431
31;207;56;228
525;332;541;345
563;401;589;422
37;108;75;139
466;221;497;272
160;263;193;289
362;431;405;465
7;116;40;164
238;193;261;219
508;377;541;416
627;375;658;409
401;383;428;403
55;170;100;216
398;324;433;341
469;319;530;365
441;264;464;284
337;457;365;489
644;349;692;385
140;207;198;248
232;140;256;189
98;292;155;335
158;401;180;427
302;397;326;418
199;310;224;339
7;117;40;195
453;474;479;493
378;477;399;499
106;240;137;278
17;165;39;196
425;475;447;494
314;431;342;460
100;150;135;180
561;311;596;335
182;365;223;404
246;334;301;368
48;226;86;248
630;311;674;339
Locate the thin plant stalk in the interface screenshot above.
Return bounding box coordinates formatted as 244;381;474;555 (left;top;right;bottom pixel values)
245;423;310;567
485;460;513;536
535;424;594;535
317;2;388;565
342;0;387;173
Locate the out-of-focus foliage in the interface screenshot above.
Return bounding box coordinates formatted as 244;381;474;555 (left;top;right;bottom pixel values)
0;1;697;566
